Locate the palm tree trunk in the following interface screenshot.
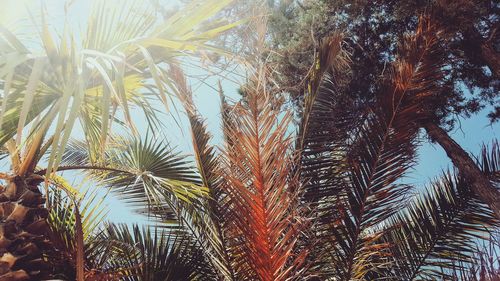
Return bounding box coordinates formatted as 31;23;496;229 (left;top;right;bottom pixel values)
0;175;52;281
424;122;500;219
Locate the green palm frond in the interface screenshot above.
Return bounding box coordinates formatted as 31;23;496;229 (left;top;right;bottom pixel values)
172;66;235;280
325;114;417;279
60;64;235;280
298;70;371;278
0;0;239;177
105;136;204;206
379;171;499;280
56;136;208;274
296;32;371;280
297;33;351;152
58;136;206;212
280;36;352;279
46;179;109;280
92;224;214;281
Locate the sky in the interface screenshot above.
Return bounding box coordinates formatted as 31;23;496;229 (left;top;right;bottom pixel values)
2;0;499;225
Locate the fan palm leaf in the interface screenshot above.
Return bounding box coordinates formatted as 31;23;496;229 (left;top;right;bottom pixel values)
58;136;206;210
0;0;239;177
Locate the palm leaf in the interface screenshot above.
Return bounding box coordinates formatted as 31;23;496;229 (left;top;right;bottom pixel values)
379;171;499;280
219;68;309;280
171;65;235;280
56;137;207;269
92;223;214;281
443;232;500;281
299;15;446;279
0;0;239;176
57;136;206;212
45;179;109;280
478;140;499;182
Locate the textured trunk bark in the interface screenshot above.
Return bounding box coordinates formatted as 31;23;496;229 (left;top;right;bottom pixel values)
0;175;52;281
424;122;500;219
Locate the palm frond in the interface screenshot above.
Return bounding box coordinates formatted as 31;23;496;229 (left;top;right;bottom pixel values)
60;136;223;277
321;115;416;279
83;0;156;52
91;224;214;281
45;180;109;280
58;140;213;280
0;0;239;176
478;140;499;182
219;68;308;280
58;136;206;212
300;15;447;279
297;33;356;200
171;66;235;280
298;70;369;278
379;171;499;280
298;33;351;151
444;232;500;281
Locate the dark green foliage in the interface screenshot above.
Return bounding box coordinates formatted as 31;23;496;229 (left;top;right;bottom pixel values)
268;0;499;125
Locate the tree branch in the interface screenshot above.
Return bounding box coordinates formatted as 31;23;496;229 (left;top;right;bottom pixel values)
424;122;500;219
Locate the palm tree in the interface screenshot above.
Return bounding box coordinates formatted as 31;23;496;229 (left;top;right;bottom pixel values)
56;102;499;280
2;3;498;280
0;0;237;279
61;16;499;279
292;15;498;280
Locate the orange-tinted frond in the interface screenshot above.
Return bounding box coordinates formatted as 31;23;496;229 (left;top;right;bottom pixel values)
220;68;308;281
